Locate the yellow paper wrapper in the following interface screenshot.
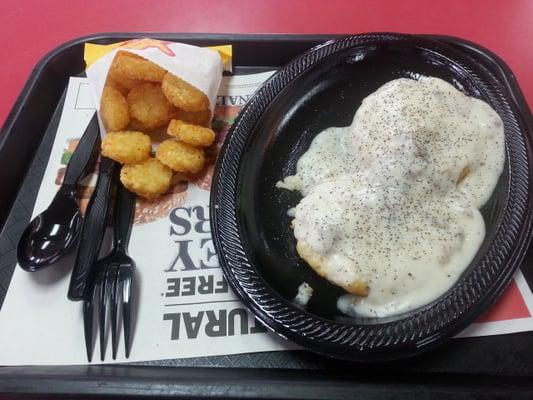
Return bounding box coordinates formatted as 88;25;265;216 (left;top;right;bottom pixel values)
84;39;232;72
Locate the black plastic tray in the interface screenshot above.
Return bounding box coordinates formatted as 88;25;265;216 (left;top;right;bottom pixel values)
1;33;533;399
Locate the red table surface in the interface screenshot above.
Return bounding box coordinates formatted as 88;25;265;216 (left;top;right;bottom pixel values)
0;0;531;324
1;0;533;127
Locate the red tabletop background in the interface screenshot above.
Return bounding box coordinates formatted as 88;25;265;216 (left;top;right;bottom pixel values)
0;0;532;323
1;0;532;127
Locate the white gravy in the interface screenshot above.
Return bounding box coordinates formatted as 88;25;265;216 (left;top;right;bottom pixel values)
294;282;314;307
277;77;505;317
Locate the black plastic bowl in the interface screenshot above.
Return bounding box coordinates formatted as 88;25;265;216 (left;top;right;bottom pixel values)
211;33;533;361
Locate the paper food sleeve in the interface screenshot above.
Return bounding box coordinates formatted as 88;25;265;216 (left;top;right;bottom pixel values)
85;39;226;136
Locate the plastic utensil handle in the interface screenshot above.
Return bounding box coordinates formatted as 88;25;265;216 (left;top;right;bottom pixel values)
114;184;136;252
63;113;101;187
67;157;118;301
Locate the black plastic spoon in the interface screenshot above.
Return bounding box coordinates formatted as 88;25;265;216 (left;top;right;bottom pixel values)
17;114;101;272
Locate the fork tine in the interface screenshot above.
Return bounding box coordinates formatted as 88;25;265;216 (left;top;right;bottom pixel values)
85;267;105;362
98;268;113;361
120;267;134;358
83;281;98;363
110;265;120;360
83;300;93;362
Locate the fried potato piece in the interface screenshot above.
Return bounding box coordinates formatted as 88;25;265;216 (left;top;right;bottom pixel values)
156;139;205;173
296;240;369;297
101;131;151;164
127;117;148;132
167;119;215;147
161;73;209;112
101;85;130;131
120;157;172;199
104;76;130;96
127;83;175;130
108;69;142;91
108;56;143;91
110;50;166;83
173;108;212;127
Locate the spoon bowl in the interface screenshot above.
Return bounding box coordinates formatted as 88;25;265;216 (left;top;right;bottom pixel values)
17;186;82;271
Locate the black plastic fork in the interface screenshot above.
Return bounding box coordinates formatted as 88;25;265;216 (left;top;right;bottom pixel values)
83;183;136;362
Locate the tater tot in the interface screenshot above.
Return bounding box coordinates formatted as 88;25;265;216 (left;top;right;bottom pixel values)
120;158;172;199
101;85;130;132
173;108;212;127
111;50;166;82
101;131;151;164
104;76;130;96
156;139;205;173
127;83;175;130
161;72;209;112
107;69;142;91
167;119;215;147
108;56;143;91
